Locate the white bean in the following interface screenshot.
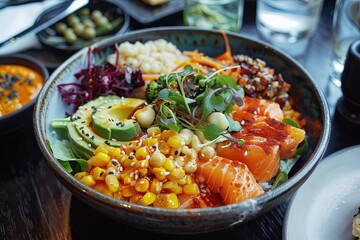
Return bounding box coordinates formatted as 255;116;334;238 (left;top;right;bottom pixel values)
206;112;229;130
134;106;156;127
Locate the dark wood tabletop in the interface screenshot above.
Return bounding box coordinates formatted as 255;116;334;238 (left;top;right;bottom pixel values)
1;0;360;239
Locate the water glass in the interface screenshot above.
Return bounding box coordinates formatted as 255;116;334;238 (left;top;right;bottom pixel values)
329;0;360;87
256;0;324;43
183;0;244;32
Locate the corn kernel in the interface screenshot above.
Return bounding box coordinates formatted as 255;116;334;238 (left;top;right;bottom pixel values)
124;158;137;168
184;160;197;174
138;192;156;206
113;192;123;200
135;159;149;169
170;147;181;157
174;185;183;195
160;130;176;141
120;167;135;180
108;147;121;159
147;137;158;148
74;171;88;180
163;158;175;172
147;126;161;136
149;152;166;167
138;168;148;177
135;146;149;160
123;174;133;185
167;135;183;149
162;181;178;192
134;178;150;193
122;186;136;197
80;175;96;187
93;152;111;167
105;174;120;192
199;146;216;161
94;143;109;155
152;167;167;181
183;183;200;195
170;167;185;180
91;167;106;180
150;178;162;194
178;176;187;185
158;141;170;155
93;183;113;197
153;193;179;209
130;193;143;203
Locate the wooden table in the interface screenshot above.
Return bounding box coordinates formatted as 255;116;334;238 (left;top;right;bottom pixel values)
1;0;359;239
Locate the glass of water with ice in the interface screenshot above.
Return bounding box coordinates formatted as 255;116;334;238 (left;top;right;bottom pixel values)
329;0;360;87
256;0;324;44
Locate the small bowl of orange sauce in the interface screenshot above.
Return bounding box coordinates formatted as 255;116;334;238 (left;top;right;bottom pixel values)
0;54;48;135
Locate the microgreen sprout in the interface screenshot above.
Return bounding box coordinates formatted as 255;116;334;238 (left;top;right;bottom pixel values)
148;64;245;143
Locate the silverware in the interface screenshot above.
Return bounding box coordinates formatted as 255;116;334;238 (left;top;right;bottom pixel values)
0;0;88;49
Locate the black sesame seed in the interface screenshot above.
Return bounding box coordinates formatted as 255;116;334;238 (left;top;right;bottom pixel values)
128;155;134;159
104;140;110;145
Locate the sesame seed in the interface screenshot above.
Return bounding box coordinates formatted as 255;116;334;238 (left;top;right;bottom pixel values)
244;151;248;156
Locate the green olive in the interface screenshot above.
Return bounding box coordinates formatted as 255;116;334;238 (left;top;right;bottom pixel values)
67;14;80;27
73;23;85;37
54;22;67;34
82;27;96;40
91;10;103;20
83;19;95;28
63;28;77;44
95;16;109;26
78;7;90;17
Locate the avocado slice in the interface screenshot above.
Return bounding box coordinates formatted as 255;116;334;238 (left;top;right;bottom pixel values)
92;98;145;141
67;122;94;159
71;95;130;147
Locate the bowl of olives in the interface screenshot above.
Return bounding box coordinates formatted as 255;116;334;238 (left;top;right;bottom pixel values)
35;0;130;56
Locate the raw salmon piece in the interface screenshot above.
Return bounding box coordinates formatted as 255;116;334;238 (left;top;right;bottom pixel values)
235;96;284;121
216;136;281;182
231;97;305;159
196;156;264;205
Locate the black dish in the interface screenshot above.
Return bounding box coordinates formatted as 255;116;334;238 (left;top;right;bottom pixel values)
0;54;49;135
35;0;130;57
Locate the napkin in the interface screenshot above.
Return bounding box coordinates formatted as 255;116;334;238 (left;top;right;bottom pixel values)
0;0;63;54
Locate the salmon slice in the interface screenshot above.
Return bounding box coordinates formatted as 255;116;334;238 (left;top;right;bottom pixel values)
196;156;264;205
234;96;284;121
216;136;281;182
217;96;305;182
231;97;305;159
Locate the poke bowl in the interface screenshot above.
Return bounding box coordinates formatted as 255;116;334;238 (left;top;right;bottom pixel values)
33;27;330;234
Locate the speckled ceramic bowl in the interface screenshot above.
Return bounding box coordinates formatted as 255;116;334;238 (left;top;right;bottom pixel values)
0;54;48;136
33;27;331;234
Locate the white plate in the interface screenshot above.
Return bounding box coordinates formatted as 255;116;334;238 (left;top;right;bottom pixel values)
284;144;360;240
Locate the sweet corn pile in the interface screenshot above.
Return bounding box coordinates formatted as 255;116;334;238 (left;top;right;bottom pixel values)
75;127;213;209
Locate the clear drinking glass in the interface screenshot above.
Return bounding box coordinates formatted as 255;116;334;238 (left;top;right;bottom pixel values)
256;0;324;43
329;0;360;87
183;0;244;33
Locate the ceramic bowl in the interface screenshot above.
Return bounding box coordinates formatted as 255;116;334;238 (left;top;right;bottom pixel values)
35;0;130;57
0;54;48;135
33;27;331;234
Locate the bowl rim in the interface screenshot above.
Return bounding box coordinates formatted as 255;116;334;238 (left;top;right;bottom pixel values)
34;26;331;216
0;53;49;121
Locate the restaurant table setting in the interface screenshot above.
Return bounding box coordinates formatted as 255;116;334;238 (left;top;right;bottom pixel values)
0;0;360;239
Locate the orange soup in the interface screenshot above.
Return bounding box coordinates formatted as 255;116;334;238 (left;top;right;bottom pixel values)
0;65;44;117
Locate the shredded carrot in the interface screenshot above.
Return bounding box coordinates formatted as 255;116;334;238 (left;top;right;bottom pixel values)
215;31;234;65
190;56;224;70
142;74;161;82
